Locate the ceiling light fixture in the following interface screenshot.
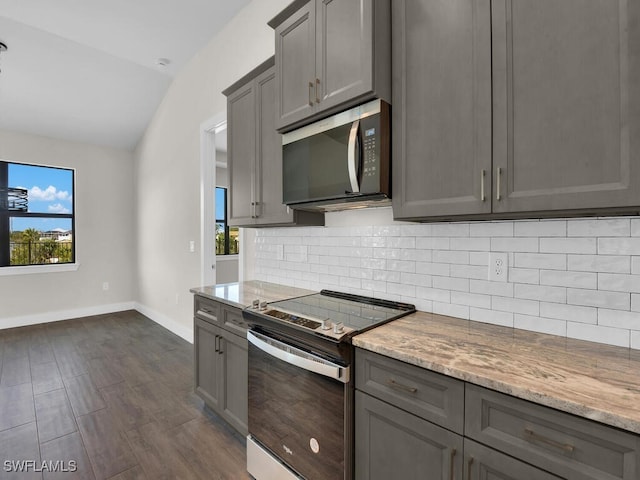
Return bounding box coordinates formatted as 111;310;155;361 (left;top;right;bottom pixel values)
156;57;171;67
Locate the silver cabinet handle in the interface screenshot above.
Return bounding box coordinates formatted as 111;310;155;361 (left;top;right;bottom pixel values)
449;448;456;480
254;201;260;218
308;81;314;106
387;378;417;393
347;120;360;193
480;169;486;202
315;78;320;103
214;334;219;353
496;167;502;201
467;457;474;480
524;428;575;453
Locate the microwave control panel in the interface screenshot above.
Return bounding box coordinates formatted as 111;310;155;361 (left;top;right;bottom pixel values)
360;114;382;191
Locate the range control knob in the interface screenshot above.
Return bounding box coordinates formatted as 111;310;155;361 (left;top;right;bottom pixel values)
333;322;345;334
259;301;268;311
321;319;333;330
252;299;260;309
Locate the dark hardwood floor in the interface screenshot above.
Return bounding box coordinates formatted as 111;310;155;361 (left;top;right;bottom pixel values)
0;310;249;479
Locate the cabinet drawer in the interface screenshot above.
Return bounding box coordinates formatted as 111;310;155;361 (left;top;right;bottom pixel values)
465;384;640;480
355;348;464;434
223;306;248;337
194;296;221;324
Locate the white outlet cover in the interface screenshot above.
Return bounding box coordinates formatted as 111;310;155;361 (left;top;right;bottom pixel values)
488;252;508;282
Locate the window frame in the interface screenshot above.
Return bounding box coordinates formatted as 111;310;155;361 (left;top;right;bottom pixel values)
215;186;238;256
0;160;77;271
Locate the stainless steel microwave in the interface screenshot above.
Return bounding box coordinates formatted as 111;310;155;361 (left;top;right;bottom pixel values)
282;99;390;212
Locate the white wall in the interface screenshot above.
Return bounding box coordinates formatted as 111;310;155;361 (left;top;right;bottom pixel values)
253;207;640;350
134;0;290;336
0;129;136;326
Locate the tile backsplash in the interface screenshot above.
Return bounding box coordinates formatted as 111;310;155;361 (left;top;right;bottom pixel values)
253;212;640;350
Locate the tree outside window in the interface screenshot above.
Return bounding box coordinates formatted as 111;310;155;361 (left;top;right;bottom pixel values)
215;187;238;255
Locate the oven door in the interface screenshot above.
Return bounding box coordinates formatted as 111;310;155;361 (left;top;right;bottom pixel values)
247;330;349;480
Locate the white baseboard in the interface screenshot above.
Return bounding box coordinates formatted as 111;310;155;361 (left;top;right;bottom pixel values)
0;302;136;330
134;302;193;344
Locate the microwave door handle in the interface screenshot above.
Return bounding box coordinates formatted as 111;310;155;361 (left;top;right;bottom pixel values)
347;119;360;193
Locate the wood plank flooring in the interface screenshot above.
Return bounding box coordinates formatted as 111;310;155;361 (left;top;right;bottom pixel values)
0;310;249;479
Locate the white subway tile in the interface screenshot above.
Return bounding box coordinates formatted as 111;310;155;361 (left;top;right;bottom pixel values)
416;262;451;277
514;315;567;336
508;268;539;285
514;253;566;270
387;282;414;297
349;226;373;237
567;288;630;310
491;237;539;253
372;225;402;237
469;252;489;266
566;322;630;348
361;236;387;248
386;260;416;273
598;273;640;293
433;302;470;319
539;270;597;289
492;296;539;316
632;331;640;350
373;248;400;259
327;265;349;276
631;219;640;237
598;238;640;255
540;238;596;254
432;223;469;237
433;250;470;264
416;237;450;250
433;276;469;292
361;280;387;293
470;280;514;297
567;254;630;274
539;302;597;324
398;249;432;262
373;270;400;283
450;237;491;251
401;224;432;236
412;298;433;313
632;257;640;274
451;291;491;309
514;220;566;237
350;268;373;280
568;218;630;237
339;277;362;290
469;222;513;237
470;308;514;327
450;265;487;280
416;287;451;303
598;309;640;330
285;253;308;263
361;258;386;270
400;272;433;287
515;284;566;303
387;237;416;249
633;294;640;312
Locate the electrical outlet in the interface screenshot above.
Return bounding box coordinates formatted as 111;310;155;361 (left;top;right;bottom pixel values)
189;240;195;253
102;282;109;291
488;252;508;282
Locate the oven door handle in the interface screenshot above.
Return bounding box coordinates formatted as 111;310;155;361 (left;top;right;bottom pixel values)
247;331;350;383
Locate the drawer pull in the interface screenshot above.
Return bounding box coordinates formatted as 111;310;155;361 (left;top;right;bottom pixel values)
524;428;575;454
387;378;417;393
449;448;456;480
467;457;474;480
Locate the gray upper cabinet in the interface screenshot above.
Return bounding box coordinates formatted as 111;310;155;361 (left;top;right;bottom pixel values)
392;0;492;219
270;0;391;132
394;0;640;221
224;57;324;227
492;0;640;214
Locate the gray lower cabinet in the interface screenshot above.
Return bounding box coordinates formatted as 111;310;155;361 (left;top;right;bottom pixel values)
193;295;248;436
224;57;323;227
270;0;391;132
393;0;640;221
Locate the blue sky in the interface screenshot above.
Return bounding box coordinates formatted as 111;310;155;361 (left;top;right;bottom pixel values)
215;187;226;220
8;163;74;232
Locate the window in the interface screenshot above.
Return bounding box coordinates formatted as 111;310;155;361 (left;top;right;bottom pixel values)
0;161;75;267
215;187;238;255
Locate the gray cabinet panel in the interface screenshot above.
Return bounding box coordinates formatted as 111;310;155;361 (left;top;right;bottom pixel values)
355;348;464;434
194;295;220;324
465;384;640;480
392;0;492;219
220;330;248;436
355;390;463;480
464;439;561;480
194;318;221;410
227;82;256;225
492;0;640;213
275;1;316;129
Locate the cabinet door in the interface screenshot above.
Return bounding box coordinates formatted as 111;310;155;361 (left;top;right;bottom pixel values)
194;318;222;410
228;81;256;226
392;0;493;220
315;0;374;111
355;391;463;480
464;439;561;480
255;67;293;225
492;0;640;214
219;330;248;436
275;1;316;130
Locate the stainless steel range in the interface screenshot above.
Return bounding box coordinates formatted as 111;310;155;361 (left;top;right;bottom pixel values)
243;290;415;480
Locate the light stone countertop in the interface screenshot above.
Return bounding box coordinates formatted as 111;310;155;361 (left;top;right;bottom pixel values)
353;311;640;435
190;280;315;310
